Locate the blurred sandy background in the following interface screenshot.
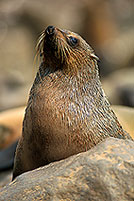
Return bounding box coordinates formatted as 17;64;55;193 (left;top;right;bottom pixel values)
0;0;134;111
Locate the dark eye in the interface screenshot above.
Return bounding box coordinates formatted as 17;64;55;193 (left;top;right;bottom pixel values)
69;36;78;47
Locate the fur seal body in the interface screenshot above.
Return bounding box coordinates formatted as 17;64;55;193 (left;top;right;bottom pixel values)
13;26;132;179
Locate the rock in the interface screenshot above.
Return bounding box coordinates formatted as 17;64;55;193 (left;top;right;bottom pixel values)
0;107;24;149
0;137;134;201
0;26;33;111
0;140;18;171
0;171;12;190
100;29;134;74
102;68;134;105
118;85;134;107
112;105;134;139
0;106;25;187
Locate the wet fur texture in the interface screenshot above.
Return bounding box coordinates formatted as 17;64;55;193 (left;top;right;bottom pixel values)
13;27;132;179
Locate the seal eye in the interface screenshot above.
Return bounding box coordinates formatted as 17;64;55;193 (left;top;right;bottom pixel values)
69;36;78;47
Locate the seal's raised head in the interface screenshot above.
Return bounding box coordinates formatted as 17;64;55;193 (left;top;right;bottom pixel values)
36;25;99;75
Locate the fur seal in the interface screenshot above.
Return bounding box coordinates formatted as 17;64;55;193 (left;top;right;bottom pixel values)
13;26;132;179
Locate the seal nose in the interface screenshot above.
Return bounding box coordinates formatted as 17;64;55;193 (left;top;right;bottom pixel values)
45;26;55;36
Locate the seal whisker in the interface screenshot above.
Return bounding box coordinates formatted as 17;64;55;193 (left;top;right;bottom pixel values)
60;42;65;64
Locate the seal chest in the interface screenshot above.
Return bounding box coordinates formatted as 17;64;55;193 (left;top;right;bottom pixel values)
13;26;132;179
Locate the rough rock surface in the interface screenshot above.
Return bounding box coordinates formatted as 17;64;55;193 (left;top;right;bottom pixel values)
0;171;12;190
0;137;134;201
102;68;134;106
0;107;24;149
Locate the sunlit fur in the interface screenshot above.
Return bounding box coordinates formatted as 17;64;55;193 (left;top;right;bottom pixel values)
32;27;132;145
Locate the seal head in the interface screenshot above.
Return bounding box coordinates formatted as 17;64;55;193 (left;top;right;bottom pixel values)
36;25;99;76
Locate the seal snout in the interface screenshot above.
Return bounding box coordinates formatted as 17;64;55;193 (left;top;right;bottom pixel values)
45;26;55;36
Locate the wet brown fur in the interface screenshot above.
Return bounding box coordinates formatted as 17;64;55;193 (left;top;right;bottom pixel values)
13;27;132;179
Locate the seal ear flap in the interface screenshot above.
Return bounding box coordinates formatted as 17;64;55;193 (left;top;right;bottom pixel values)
90;53;100;61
